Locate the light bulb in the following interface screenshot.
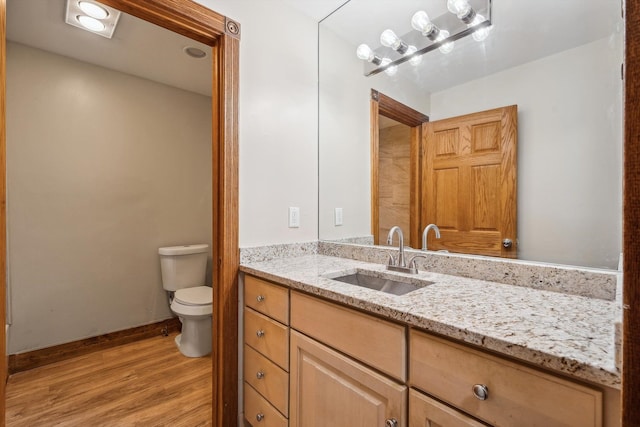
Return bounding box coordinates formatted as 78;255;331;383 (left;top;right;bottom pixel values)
437;30;454;54
385;64;398;76
468;14;492;42
380;29;401;49
447;0;472;18
356;44;374;61
78;1;109;19
356;44;382;65
411;11;433;35
77;15;105;32
380;58;398;76
406;45;422;66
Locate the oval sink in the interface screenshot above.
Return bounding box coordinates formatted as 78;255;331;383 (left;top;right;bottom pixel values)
331;270;431;296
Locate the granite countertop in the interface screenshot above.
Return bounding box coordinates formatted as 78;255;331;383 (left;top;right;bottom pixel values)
240;254;620;389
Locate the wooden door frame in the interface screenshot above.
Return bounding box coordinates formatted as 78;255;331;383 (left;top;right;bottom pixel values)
0;1;240;426
370;89;429;247
624;1;640;425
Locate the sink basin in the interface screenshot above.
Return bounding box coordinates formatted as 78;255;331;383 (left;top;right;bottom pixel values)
330;270;431;296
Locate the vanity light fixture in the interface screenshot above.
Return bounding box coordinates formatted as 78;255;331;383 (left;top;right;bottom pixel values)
355;0;491;77
65;0;121;39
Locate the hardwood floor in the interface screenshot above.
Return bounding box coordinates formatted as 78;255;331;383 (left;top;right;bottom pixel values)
5;332;212;426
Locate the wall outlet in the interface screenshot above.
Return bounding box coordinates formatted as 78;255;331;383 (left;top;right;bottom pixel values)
288;207;300;228
334;207;343;226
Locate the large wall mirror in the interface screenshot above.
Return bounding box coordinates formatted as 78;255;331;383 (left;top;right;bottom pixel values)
319;0;623;270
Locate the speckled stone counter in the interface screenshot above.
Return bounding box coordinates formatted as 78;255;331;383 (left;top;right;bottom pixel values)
240;254;621;389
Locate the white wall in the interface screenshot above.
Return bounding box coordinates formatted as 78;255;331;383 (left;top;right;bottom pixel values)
318;26;430;240
430;37;623;269
6;42;213;353
196;0;319;247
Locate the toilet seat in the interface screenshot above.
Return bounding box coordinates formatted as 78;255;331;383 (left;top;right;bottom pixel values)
174;286;212;306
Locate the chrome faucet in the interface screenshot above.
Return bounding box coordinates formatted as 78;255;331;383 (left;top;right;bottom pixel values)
386;226;406;268
422;224;441;251
386;226;425;274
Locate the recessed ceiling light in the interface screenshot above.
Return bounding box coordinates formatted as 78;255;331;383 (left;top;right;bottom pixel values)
78;1;109;19
184;47;207;59
77;15;106;32
65;0;121;39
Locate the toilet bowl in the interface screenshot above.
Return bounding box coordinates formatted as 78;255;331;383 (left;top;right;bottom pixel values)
170;285;212;357
159;244;212;358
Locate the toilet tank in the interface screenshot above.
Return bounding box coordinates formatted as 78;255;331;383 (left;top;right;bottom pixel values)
158;244;209;291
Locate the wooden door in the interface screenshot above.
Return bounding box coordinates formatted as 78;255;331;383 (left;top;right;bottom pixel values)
289;330;406;427
409;389;486;427
421;105;517;258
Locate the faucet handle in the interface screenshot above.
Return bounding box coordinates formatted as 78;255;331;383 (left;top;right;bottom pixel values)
407;254;427;270
386;251;397;266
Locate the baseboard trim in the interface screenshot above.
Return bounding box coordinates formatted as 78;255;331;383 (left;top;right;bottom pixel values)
8;317;181;374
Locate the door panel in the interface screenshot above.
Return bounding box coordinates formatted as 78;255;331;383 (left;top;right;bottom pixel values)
289;330;406;427
422;105;517;258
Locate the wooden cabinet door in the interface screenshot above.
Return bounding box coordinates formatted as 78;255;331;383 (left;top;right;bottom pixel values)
409;389;487;427
289;330;406;427
422;105;517;258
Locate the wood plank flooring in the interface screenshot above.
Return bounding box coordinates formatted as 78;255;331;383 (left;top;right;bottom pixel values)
5;332;212;426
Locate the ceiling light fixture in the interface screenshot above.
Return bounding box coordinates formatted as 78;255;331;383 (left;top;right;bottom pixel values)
184;46;207;59
65;0;121;39
355;0;491;77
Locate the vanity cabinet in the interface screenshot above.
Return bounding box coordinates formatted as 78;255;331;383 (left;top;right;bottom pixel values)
242;275;614;427
243;275;290;426
410;329;603;427
289;291;407;426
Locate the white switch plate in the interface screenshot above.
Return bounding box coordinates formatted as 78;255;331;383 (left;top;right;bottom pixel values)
334;207;343;226
288;207;300;228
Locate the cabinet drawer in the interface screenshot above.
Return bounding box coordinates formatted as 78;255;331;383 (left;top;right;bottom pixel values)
244;344;289;417
245;308;289;370
409;389;487;427
245;275;289;324
244;383;288;427
410;330;603;427
290;291;406;381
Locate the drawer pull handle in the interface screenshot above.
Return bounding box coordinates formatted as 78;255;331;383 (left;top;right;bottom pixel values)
472;384;489;400
256;413;265;422
256;329;265;338
385;418;398;427
256;370;265;379
256;295;266;302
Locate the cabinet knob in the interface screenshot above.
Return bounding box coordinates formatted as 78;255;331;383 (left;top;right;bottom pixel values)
256;413;264;422
256;370;265;379
256;295;266;302
385;418;398;427
256;329;265;338
502;238;513;248
472;384;489;400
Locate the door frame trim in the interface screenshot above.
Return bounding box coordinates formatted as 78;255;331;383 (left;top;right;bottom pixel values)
0;1;239;426
370;89;429;247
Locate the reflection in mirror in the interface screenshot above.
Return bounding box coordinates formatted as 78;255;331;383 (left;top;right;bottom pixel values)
319;0;623;269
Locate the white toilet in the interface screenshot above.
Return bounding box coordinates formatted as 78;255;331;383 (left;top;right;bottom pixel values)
159;244;212;357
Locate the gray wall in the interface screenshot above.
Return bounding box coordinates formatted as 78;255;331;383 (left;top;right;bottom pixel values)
6;42;212;354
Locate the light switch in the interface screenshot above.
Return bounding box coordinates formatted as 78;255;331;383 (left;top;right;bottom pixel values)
334;208;343;226
288;207;300;228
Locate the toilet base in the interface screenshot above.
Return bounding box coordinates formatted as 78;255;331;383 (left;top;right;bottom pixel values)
173;314;212;358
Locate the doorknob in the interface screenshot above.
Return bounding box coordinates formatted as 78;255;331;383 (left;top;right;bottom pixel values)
502;238;513;248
